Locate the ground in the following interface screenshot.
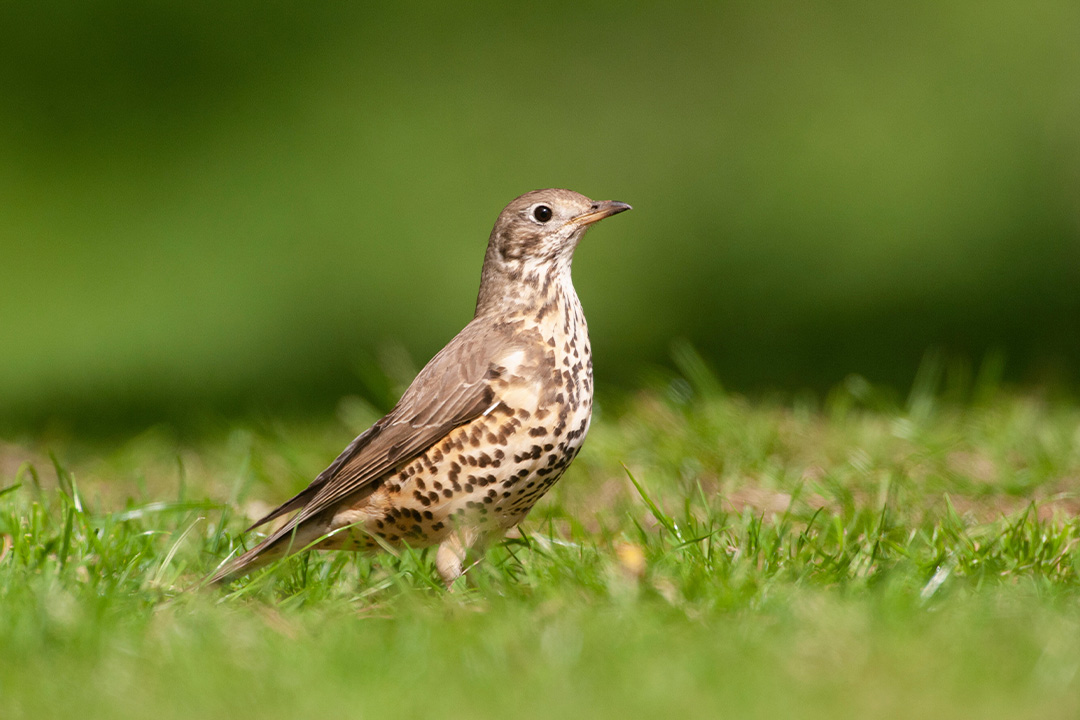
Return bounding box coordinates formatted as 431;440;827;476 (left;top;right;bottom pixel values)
2;367;1080;718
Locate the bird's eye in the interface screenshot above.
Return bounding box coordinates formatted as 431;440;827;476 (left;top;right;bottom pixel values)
532;205;553;223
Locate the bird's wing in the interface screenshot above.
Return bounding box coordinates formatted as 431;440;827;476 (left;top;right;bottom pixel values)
247;320;512;536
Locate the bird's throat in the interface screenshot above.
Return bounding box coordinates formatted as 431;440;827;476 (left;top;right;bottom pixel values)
474;257;577;321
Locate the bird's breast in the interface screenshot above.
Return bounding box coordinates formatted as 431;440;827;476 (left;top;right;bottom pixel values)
325;294;595;551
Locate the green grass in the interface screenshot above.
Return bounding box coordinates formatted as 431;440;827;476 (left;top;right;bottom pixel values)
3;373;1080;718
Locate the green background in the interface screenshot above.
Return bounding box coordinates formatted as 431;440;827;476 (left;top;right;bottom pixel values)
2;0;1078;429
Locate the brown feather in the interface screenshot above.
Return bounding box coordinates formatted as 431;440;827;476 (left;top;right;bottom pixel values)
209;319;515;583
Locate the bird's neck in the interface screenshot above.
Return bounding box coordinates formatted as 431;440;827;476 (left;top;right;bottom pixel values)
474;257;578;322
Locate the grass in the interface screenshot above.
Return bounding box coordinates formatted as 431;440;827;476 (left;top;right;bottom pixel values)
3;368;1080;718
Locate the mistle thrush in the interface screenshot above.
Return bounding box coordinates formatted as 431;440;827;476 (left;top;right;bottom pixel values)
210;189;631;586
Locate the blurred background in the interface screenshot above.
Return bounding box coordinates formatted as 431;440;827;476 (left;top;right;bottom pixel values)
1;0;1078;432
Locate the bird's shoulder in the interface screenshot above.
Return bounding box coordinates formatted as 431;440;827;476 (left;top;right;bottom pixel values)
397;313;549;412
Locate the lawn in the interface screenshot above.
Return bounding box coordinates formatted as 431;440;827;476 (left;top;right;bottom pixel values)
3;364;1080;718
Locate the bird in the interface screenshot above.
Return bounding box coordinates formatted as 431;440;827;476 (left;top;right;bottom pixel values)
209;188;631;587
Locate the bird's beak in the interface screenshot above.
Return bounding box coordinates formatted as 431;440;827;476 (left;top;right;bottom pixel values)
572;200;633;227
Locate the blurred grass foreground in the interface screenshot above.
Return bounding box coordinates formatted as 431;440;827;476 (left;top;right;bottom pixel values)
3;373;1080;718
1;0;1078;429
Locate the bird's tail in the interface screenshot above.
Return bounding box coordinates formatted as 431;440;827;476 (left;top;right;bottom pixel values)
207;519;328;585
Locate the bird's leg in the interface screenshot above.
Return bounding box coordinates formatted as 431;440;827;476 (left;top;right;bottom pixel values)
436;533;468;589
435;527;502;590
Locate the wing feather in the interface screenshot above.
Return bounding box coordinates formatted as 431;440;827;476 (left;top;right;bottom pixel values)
242;320;511;548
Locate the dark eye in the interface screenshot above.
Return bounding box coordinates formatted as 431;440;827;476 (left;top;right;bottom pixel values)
532;205;553;223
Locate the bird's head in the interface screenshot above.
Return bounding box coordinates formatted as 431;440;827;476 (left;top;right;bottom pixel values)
476;189;631;314
487;188;631;268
